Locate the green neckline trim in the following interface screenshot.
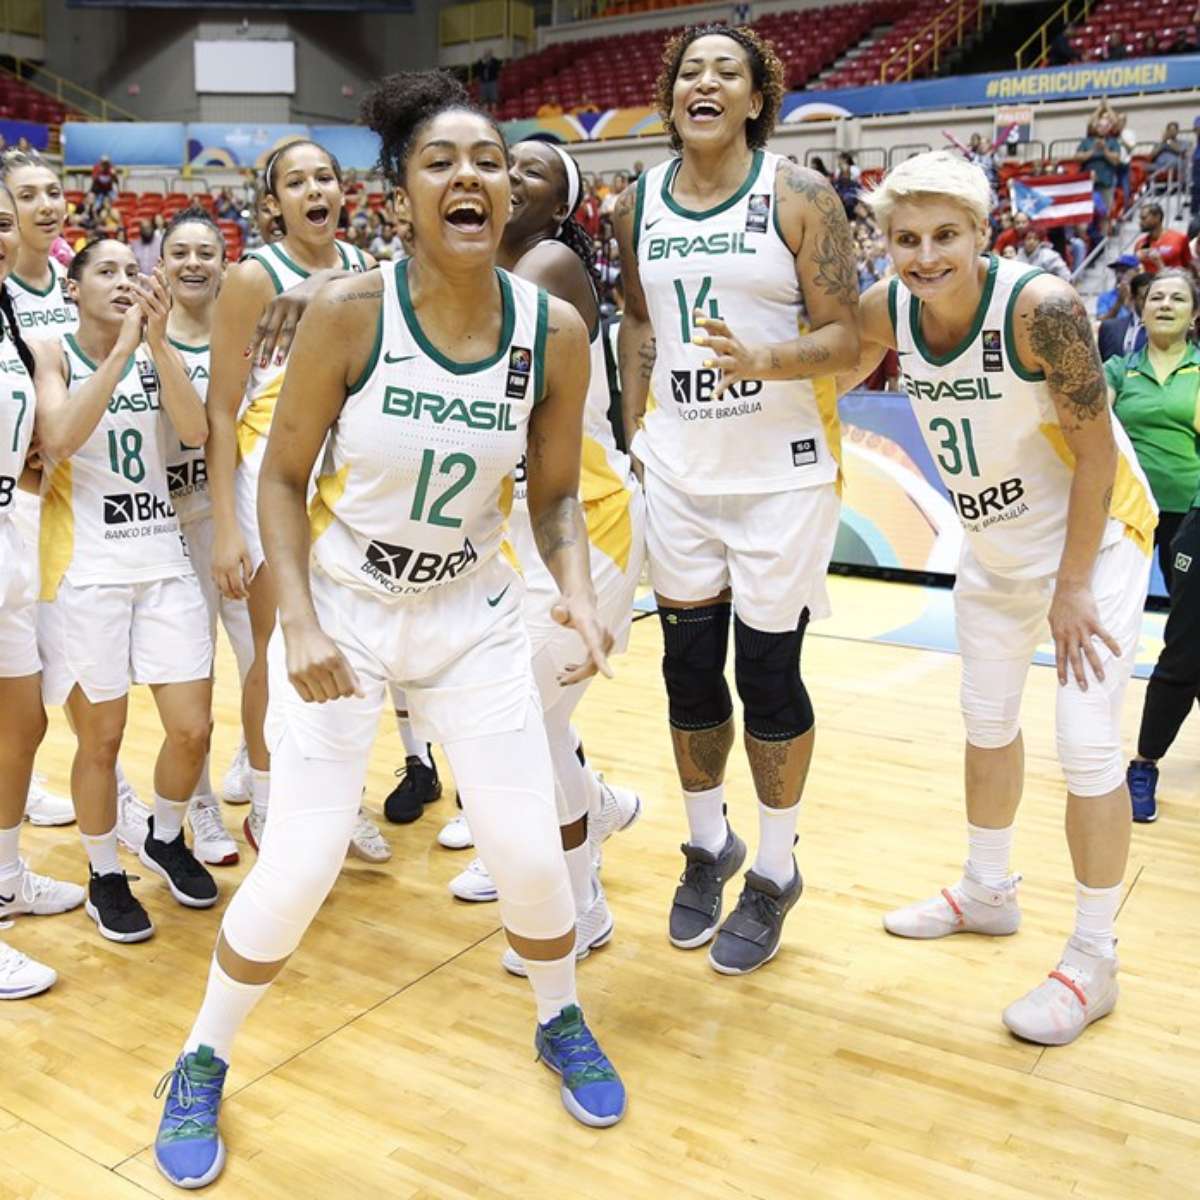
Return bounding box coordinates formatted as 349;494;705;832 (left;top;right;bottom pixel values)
348;300;382;395
532;288;549;405
661;149;763;222
631;170;647;258
395;259;515;376
911;255;999;367
10;268;57;298
1003;267;1046;382
168;337;209;354
65;332;134;379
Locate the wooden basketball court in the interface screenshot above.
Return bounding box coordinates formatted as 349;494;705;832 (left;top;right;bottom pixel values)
3;576;1197;1199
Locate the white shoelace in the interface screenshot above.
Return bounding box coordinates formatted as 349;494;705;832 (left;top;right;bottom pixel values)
190;802;230;845
0;941;31;974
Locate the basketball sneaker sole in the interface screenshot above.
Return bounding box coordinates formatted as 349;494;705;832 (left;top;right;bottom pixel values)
85;899;155;943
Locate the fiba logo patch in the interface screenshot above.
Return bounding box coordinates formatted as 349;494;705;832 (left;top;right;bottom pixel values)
365;539;410;578
1175;551;1192;574
506;345;532;400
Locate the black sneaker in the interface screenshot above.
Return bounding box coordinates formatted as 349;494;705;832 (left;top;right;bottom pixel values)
384;751;442;824
86;870;154;943
709;864;804;975
668;824;746;949
139;817;219;909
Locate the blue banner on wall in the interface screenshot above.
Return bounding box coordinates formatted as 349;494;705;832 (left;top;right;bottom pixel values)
187;123;309;169
783;54;1200;122
0;120;48;152
62;122;185;167
312;125;381;172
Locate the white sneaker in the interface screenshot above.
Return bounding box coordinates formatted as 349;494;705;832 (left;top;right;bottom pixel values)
187;795;240;867
883;866;1022;939
243;809;265;853
222;742;252;806
24;776;75;827
347;808;392;862
589;777;641;870
448;857;497;902
1003;936;1119;1046
437;814;474;850
0;859;86;918
0;940;56;999
501;879;614;977
116;783;152;854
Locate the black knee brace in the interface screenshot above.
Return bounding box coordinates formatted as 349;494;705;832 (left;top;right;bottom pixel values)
734;612;814;741
658;602;733;731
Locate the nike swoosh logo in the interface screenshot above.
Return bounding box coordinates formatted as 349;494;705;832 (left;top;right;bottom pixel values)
486;584;511;607
384;352;416;364
644;217;664;231
0;893;13;905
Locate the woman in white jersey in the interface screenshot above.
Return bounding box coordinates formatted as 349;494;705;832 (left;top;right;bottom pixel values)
614;24;860;975
840;151;1157;1046
204;139;382;859
441;138;646;954
1;148;81;829
159;207;252;868
154;73;626;1189
0;183;85;999
31;238;220;944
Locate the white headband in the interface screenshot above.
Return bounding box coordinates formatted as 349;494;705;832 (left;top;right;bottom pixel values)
542;141;583;227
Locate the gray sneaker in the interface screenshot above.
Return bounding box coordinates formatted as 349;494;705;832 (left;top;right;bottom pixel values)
708;864;803;975
668;825;746;949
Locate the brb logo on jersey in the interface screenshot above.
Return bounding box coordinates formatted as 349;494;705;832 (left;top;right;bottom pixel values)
167;459;207;497
102;491;176;541
362;537;479;594
669;370;762;405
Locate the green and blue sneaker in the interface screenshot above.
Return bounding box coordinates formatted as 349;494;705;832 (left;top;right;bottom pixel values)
154;1044;228;1189
535;1004;626;1127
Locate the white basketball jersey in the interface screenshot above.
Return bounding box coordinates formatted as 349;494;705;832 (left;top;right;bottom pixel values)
892;255;1157;578
7;261;78;336
237;239;369;463
309;259;547;600
164;339;211;524
0;338;33;525
511;321;637;570
632;148;840;495
39;335;191;599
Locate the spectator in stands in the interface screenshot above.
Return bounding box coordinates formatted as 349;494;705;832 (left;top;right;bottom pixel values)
577;179;601;240
631;160;645;180
537;94;563;118
1102;32;1127;60
1077;114;1122;230
369;217;405;260
1064;224;1088;273
131;218;162;274
475;49;502;111
993;209;1029;256
1097;270;1152;360
834;153;860;217
810;156;831;179
964;131;999;190
600;171;627;217
1017;227;1071;280
1110;270;1200;823
1048;29;1077;65
1149;122;1186;183
1097;253;1140;320
89;153;116;218
1135;200;1192;273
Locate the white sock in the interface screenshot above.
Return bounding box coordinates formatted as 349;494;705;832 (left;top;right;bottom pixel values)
1074;881;1121;956
753;801;799;888
523;950;578;1024
394;715;432;767
193;752;214;801
564;841;593;918
114;760;131;795
0;823;21;879
250;769;270;821
683;785;726;854
966;822;1014;887
154;794;188;842
81;827;121;876
183;956;272;1062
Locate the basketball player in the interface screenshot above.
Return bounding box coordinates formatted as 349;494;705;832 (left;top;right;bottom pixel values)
31;239;220;943
0;148;84;828
160;207;250;867
443;138;645;955
840;150;1157;1045
154;72;626;1189
614;25;860;974
0;181;84;998
204;139;386;861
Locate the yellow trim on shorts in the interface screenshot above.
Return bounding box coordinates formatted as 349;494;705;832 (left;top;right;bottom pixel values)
236;373;284;463
813;374;843;496
1039;423;1156;556
644;384;657;418
580;434;625;505
38;461;74;601
500;537;522;575
307;465;349;543
498;474;514;519
584;487;633;572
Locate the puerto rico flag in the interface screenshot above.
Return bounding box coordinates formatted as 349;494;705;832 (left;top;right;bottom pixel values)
1009;173;1095;228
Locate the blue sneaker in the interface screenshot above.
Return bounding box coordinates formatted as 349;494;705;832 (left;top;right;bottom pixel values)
154;1044;228;1188
1127;760;1159;823
535;1004;626;1127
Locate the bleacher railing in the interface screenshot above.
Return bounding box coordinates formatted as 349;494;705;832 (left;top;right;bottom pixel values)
1;59;140;122
879;0;984;84
1015;0;1092;69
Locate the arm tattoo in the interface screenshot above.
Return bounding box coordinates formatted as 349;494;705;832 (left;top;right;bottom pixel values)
1027;294;1106;429
780;165;859;307
1102;485;1113;514
639;335;656;382
532;495;581;562
613;187;636;221
334;289;380;304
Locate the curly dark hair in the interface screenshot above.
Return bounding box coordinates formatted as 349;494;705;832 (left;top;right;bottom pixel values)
361;69;504;186
655;24;785;154
162;205;226;259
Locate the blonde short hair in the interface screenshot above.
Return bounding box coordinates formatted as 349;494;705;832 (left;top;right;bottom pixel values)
864;150;994;234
